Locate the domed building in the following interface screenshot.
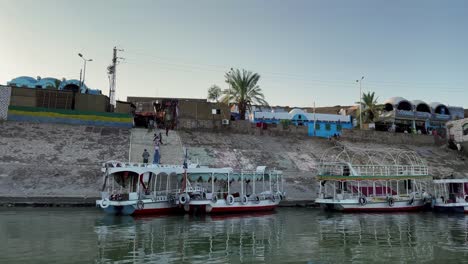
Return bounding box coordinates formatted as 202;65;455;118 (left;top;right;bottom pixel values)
7;76;101;94
37;77;60;89
377;96;464;134
7;76;38;88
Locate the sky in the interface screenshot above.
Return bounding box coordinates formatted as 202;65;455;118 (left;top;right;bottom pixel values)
0;0;467;108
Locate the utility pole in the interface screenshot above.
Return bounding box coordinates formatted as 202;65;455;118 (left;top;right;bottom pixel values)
79;69;82;87
108;46;124;107
313;101;317;136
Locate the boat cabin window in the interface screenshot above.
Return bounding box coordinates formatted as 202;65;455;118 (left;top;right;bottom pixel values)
342;166;350;176
404;180;412;190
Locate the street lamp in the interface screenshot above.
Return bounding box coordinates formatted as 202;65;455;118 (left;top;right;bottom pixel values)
78;53;93;91
226;67;233;110
356;76;364;129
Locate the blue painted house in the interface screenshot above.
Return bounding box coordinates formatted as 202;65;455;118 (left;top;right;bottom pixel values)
252;108;353;138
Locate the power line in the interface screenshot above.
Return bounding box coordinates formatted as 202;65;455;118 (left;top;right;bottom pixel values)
124;49;468;90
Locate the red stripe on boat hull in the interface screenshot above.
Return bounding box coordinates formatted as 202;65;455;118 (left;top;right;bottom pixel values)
209;205;277;213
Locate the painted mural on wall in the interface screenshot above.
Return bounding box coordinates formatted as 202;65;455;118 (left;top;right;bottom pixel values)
7;106;133;128
0;86;12;121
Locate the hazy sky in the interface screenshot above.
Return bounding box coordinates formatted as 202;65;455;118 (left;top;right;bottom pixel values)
1;0;467;107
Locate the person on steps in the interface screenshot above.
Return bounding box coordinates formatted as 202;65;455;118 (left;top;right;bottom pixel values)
142;149;150;164
153;141;160;164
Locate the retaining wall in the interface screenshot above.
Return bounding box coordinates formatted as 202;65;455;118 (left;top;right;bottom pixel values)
8;86;110;112
341;129;444;146
178;119;309;138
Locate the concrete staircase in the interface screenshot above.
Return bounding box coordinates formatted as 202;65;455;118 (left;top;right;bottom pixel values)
129;128;184;165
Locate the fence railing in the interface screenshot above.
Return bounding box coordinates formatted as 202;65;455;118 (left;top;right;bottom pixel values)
318;163;429;177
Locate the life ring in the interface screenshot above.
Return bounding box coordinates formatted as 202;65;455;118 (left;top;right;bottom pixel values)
276;191;283;201
387;197;395;207
136;200;144;210
212;195;218;204
226;194;235;205
100;198;110;209
179;193;190;205
241;195;248;204
358;196;367;206
254;195;260;203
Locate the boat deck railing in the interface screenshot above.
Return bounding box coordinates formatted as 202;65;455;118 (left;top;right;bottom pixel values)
318;163;429;177
104;162;191;169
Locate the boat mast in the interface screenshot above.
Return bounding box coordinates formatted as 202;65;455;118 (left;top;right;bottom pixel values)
241;171;244;198
182;148;188;192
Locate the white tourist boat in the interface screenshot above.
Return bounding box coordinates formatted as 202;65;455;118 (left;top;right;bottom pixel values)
315;147;432;212
96;161;197;215
433;179;468;213
176;166;285;214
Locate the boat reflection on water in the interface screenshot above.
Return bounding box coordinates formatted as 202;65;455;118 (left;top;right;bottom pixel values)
317;212;468;263
92;209;468;263
94;211;284;263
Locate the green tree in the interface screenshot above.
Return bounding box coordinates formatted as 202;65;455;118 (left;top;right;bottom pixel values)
356;91;382;124
207;84;222;102
54;79;62;89
221;69;268;120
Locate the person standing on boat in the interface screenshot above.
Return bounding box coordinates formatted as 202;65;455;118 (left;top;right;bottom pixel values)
153;140;160;164
142;149;150;164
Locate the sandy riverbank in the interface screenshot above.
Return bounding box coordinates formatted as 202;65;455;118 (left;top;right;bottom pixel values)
1;122;467;206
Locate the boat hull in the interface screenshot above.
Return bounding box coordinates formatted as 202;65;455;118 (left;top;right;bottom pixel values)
316;198;426;212
183;199;279;214
97;199;178;216
433;204;468;214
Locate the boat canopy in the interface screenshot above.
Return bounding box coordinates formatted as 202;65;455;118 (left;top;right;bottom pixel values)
317;162;430;181
178;171;280;183
103;162;282;183
433;179;468;184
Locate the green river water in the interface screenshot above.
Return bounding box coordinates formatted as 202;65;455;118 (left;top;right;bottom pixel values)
0;208;467;263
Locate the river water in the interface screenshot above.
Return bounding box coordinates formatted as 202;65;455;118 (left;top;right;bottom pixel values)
1;208;467;263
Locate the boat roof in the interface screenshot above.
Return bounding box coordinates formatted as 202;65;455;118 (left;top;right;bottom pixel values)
317;175;433;181
433;179;468;184
103;162;281;180
316;162;430;180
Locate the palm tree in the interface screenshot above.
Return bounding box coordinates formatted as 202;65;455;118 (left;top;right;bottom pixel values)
54;79;62;89
207;84;222;102
356;91;382;124
221;69;268;120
